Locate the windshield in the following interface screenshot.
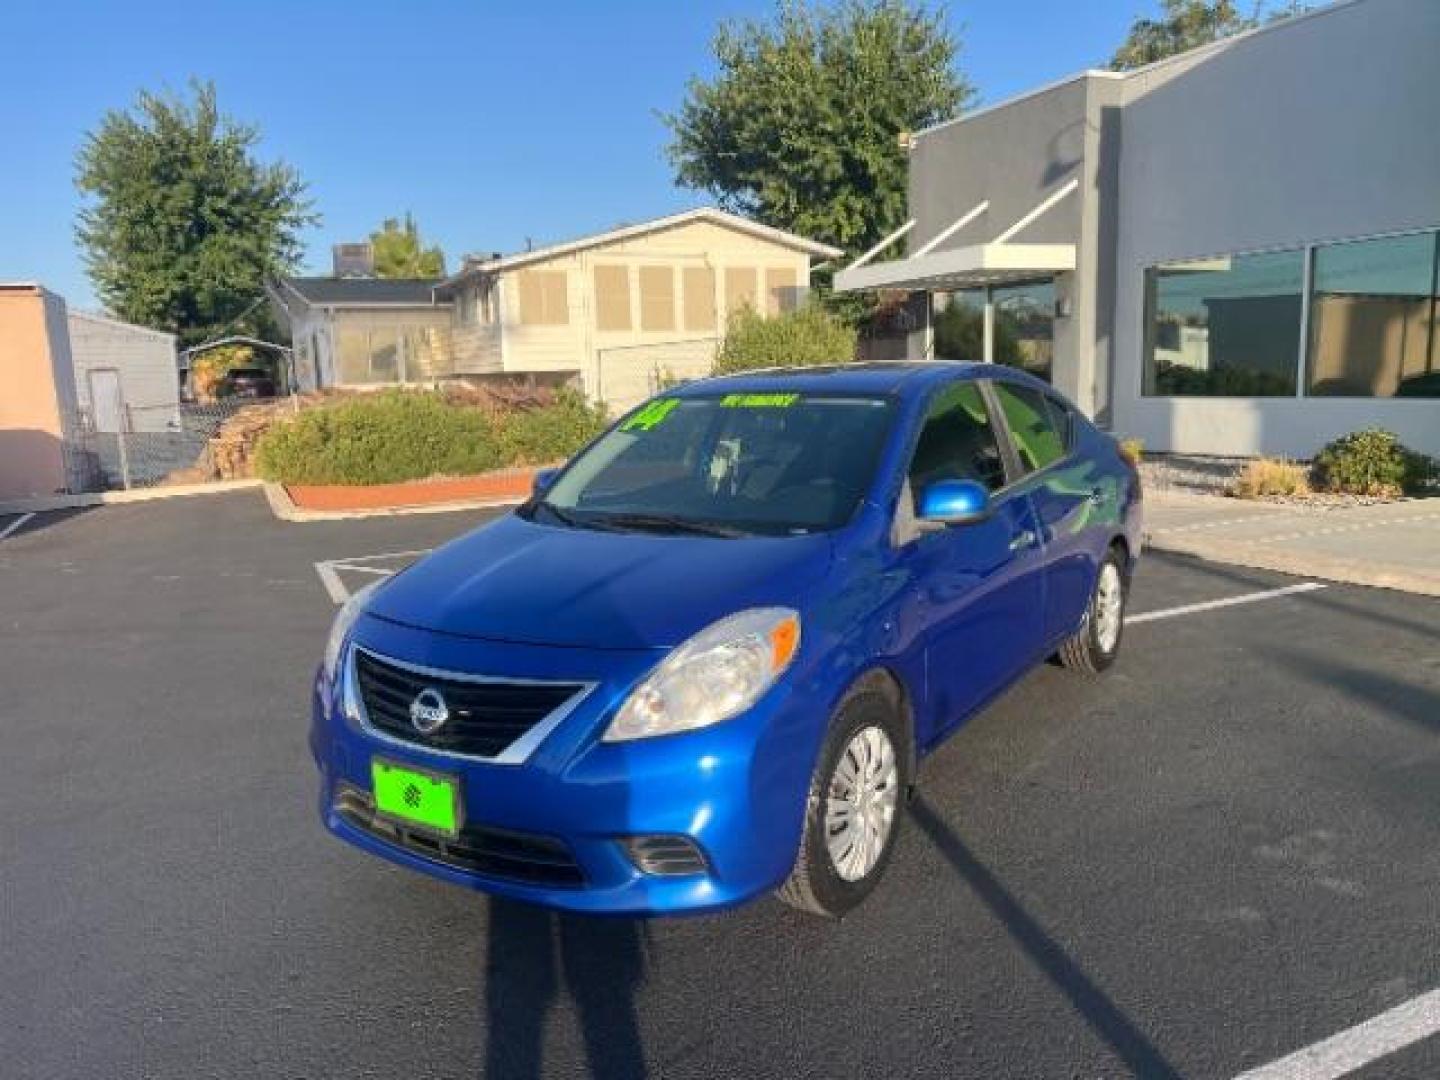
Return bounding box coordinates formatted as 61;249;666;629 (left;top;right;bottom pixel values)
529;392;896;537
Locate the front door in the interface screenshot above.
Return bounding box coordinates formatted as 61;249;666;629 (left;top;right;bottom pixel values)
896;379;1045;743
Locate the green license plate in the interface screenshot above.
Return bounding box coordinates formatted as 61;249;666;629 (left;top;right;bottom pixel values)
371;758;461;836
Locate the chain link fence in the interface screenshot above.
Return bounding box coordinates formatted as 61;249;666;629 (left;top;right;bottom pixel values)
59;396;295;492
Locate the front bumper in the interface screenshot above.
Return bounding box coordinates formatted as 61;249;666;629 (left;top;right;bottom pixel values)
310;613;824;916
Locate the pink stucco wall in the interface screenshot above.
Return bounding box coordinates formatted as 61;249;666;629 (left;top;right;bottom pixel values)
0;284;74;499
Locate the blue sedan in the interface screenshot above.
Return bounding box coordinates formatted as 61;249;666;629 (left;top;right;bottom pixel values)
311;363;1143;917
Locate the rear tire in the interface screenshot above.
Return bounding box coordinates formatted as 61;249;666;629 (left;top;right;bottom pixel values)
777;685;909;918
1057;547;1128;675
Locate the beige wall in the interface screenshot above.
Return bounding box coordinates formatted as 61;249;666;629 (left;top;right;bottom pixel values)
479;218;815;410
0;285;75;499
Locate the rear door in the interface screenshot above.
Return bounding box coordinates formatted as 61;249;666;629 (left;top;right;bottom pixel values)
894;379;1046;740
985;379;1103;645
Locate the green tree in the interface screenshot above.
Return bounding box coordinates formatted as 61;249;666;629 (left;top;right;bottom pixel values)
1110;1;1307;70
665;1;971;299
370;213;446;278
75;80;315;346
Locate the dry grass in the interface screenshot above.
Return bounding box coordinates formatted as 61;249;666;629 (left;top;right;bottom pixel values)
1230;457;1311;499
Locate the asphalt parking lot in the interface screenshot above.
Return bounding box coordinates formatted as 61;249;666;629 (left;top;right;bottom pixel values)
2;490;1438;1079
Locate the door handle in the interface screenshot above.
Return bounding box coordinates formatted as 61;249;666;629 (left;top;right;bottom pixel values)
1009;529;1038;552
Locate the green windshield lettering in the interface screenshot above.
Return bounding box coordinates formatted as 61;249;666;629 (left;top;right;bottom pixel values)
720;393;799;408
622;398;679;431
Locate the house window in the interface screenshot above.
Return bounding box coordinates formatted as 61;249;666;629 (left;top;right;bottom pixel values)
683;267;716;332
336;328;404;384
594;265;631;332
1307;231;1440;398
517;270;569;326
725;267;758;315
766;267;798;314
1144;250;1303;396
639;266;675;332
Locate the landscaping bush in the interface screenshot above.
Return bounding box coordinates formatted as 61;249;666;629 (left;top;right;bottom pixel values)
1231;457;1310;499
713;303;857;374
494;387;608;465
1311;428;1435;497
253;388;609;486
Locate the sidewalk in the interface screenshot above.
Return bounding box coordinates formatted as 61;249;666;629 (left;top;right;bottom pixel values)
1144;490;1440;596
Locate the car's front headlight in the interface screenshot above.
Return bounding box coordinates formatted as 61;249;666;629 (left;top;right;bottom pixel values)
604;608;802;742
322;581;381;684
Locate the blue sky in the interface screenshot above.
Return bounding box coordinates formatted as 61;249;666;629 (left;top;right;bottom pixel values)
1;0;1142;309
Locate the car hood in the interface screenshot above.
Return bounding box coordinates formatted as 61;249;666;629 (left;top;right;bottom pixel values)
366;513;835;650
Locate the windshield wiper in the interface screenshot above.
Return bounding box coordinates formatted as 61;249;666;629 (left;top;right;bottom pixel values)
532;500;616;531
594;512;747;538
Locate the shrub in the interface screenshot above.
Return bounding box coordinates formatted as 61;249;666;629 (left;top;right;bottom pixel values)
1118;438;1144;465
255;391;502;485
494;387;608;465
1311;428;1434;497
1231;457;1310;499
714;303;857;374
254;388;611;485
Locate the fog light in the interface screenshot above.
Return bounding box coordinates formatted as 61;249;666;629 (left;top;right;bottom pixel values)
621;835;709;877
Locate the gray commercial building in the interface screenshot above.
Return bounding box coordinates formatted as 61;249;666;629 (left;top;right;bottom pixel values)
837;0;1440;457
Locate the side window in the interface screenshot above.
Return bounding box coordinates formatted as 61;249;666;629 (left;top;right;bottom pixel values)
907;381;1007;500
991;382;1067;473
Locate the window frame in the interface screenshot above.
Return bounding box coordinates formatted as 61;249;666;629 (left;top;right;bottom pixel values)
1141;224;1440;401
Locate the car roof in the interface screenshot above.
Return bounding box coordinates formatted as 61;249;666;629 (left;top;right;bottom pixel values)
670;361;996;400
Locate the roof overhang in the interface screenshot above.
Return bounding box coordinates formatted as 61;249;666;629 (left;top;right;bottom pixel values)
834;242;1076;293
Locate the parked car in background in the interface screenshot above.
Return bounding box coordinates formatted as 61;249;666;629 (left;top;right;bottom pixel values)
310;362;1143;917
219;366;277;399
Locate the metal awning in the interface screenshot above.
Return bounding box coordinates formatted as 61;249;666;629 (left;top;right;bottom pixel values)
834;242;1076;292
834;178;1078;293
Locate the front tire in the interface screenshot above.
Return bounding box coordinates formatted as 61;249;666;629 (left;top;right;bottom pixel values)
1057;547;1128;674
777;685;908;918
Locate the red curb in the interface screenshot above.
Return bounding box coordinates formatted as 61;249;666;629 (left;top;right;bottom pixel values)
286;467;540;512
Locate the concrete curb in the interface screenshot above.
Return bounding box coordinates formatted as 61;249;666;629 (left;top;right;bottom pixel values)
0;480;265;516
1146;533;1440;598
263;482;522;522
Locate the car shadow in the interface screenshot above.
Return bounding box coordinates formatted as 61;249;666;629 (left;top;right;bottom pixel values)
910;797;1183;1079
483;898;648;1079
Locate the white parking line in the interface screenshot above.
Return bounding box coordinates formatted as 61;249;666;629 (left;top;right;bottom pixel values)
314;561;348;604
1234;986;1440;1080
1127;582;1326;625
315;549;436;604
0;513;36;541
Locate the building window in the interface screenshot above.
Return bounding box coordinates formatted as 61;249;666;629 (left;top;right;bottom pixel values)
1145;250;1303;397
992;280;1055;382
1307;231;1440;398
933;282;1054;382
517;270;569;326
766;267;798;314
639;266;675;332
457;288;476;326
725;267;758;316
594;265;631;332
336;329;404;384
683;267;716;331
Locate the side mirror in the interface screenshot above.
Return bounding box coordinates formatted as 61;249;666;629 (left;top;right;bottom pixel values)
917;479;992;526
531;467;560;498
